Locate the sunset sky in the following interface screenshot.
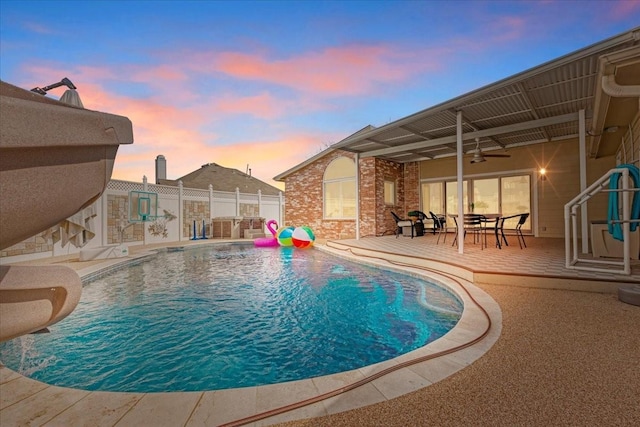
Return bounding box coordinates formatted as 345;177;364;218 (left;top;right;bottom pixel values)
1;1;639;190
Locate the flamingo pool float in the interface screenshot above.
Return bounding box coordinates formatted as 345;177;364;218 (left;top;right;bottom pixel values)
254;219;279;247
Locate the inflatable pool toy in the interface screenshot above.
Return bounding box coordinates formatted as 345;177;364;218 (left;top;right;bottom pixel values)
276;226;295;246
254;219;279;247
292;226;315;248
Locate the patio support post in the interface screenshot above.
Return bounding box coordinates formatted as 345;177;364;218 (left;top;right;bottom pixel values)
456;110;464;254
178;180;183;242
579;109;589;253
279;191;284;229
355;153;360;240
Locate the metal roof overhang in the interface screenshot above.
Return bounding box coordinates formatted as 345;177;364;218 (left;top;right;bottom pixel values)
331;27;640;163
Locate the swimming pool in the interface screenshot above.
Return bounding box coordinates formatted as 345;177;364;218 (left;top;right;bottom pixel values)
0;244;463;392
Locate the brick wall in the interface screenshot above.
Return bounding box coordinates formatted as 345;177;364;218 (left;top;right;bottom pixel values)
283;150;413;240
284;150;357;239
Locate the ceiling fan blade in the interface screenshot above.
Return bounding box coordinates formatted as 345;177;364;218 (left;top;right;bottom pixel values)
483;153;511;158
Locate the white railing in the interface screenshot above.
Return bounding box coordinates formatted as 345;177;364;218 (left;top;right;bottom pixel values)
564;166;639;275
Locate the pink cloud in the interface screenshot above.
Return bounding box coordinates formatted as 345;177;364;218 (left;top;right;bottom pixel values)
22;21;56;35
9;41;449;190
487;16;527;43
111;133;323;191
608;0;640;19
183;44;442;97
212;91;289;119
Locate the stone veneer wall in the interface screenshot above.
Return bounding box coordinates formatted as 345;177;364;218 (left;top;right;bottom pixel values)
107;194;143;244
283;149;417;240
0;231;52;257
183;200;210;239
239;203;259;217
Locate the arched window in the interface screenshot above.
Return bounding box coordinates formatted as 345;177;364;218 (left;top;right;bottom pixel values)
323;157;356;219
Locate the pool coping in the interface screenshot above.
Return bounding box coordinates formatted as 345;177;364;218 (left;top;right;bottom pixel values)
0;242;502;426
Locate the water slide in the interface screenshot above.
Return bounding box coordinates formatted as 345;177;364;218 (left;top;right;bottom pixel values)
0;81;134;341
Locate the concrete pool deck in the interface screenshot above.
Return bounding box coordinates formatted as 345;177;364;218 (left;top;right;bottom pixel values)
1;236;639;425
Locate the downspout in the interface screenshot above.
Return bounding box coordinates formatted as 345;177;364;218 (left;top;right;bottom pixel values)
579;109;588;254
601;75;640;97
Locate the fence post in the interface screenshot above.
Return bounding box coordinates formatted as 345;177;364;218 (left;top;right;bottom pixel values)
235;187;240;216
143;175;148;192
178;180;183;241
209;184;214;237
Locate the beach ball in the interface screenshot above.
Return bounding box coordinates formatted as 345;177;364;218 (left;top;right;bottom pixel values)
292;226;315;249
276;226;295;246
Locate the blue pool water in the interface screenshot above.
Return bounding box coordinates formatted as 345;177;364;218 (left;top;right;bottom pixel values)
0;244;463;392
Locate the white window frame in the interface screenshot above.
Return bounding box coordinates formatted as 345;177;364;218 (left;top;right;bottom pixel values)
323;157;356;219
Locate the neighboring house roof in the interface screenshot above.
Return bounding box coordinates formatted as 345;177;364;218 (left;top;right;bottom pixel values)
159;162;282;196
274;125;375;181
276;27;639;177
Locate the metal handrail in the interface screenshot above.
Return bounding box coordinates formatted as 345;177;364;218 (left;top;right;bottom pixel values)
564;167;639;275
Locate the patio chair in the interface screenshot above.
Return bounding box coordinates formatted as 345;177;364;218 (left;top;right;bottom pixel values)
498;213;529;249
391;211;415;238
452;214;486;249
419;210;441;235
429;211;447;243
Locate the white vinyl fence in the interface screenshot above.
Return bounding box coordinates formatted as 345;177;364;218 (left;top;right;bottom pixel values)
1;177;285;262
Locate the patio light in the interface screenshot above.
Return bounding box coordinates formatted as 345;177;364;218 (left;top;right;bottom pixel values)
539;168;547;181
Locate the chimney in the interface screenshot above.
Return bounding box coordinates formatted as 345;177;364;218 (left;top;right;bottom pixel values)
155;155;166;184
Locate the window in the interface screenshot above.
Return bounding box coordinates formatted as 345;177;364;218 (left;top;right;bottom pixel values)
323;157;356;219
501;175;531;231
472;178;499;214
384;180;396;205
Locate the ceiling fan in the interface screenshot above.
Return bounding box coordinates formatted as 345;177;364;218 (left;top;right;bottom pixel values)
468;138;511;163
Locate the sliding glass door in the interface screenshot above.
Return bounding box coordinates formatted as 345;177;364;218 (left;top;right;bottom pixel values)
500;175;531;231
421;174;531;232
445;181;468;226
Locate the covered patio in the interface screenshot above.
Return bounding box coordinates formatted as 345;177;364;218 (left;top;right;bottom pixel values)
325;233;640;291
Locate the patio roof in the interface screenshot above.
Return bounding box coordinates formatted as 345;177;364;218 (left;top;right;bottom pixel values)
329;27;640;164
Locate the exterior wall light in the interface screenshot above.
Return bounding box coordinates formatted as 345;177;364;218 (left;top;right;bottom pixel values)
539;168;547;181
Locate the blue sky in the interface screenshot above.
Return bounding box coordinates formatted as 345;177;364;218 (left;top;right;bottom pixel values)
1;0;639;189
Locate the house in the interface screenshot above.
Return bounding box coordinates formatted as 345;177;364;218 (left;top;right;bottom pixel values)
156;156;282;196
275;27;640;253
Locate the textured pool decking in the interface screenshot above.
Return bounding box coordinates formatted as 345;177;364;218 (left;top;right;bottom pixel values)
1;236;639;426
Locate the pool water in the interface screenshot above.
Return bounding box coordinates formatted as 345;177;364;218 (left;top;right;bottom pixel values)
0;244;463;392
